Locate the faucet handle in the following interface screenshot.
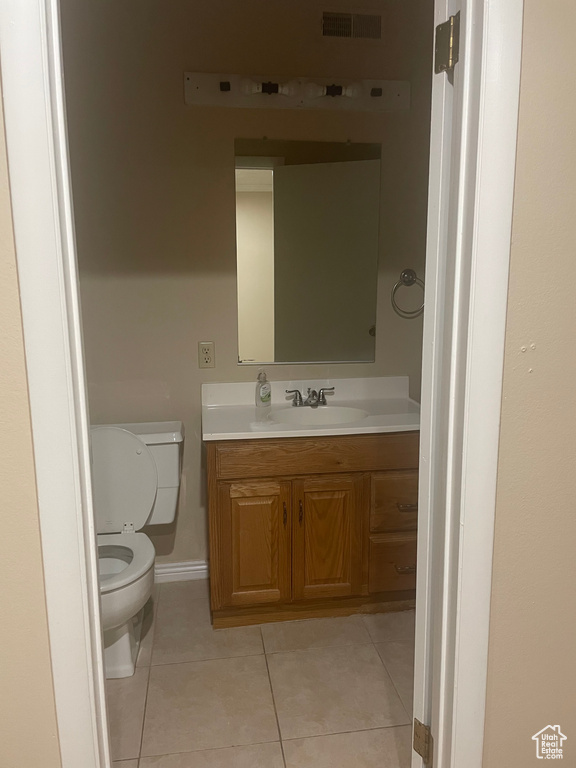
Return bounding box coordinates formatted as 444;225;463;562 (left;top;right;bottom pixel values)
318;387;335;405
286;389;303;407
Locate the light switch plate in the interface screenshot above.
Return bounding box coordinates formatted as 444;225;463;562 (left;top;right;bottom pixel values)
198;341;215;368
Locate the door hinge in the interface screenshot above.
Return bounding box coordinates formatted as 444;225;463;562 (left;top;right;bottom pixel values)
414;718;434;766
434;11;460;75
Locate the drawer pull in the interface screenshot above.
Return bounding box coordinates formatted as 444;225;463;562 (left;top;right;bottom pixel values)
396;503;418;513
283;501;287;527
299;500;303;524
394;564;416;575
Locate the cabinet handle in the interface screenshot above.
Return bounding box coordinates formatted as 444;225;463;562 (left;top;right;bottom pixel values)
283;501;287;527
396;503;418;513
394;564;416;575
299;500;303;524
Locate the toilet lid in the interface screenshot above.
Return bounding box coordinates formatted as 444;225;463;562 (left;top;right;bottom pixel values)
91;426;158;534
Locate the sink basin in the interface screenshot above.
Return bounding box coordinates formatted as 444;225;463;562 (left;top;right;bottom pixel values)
270;406;369;427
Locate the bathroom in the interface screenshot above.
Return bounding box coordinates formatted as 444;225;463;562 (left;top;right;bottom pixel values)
60;0;433;765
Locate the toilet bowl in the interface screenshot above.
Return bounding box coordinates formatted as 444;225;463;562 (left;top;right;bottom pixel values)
91;421;183;678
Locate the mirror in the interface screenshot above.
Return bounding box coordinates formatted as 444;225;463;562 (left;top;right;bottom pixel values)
235;139;382;364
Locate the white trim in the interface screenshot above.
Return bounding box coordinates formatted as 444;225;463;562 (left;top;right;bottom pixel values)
450;1;523;764
413;1;523;766
155;561;210;583
0;2;109;767
412;0;452;759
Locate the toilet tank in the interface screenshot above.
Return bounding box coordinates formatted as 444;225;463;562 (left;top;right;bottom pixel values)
113;421;184;525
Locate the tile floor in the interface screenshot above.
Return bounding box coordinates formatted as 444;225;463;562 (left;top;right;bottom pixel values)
108;581;415;768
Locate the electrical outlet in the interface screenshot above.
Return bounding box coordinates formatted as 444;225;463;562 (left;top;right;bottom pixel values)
198;341;215;368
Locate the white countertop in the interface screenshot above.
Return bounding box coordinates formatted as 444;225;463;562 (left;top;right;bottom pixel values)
202;377;420;441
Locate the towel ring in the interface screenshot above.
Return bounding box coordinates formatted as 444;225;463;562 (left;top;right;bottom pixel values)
391;268;425;319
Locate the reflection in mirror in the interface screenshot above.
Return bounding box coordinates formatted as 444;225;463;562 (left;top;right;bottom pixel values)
235;139;381;364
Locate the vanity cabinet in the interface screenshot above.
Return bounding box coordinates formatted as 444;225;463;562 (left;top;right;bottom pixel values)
206;432;419;627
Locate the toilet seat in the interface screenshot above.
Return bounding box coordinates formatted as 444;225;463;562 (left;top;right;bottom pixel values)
97;532;155;594
91;426;158;534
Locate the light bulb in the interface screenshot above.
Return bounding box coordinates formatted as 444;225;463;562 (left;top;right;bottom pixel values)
342;83;362;98
278;80;300;97
303;82;326;99
240;78;262;95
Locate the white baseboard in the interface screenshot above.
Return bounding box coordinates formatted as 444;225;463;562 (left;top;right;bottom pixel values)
154;560;209;583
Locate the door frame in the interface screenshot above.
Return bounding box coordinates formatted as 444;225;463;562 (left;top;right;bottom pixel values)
0;2;110;766
0;2;523;767
413;1;523;766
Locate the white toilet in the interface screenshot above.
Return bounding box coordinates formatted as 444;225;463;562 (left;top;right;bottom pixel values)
91;420;184;678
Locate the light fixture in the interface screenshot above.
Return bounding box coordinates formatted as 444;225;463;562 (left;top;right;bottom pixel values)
185;73;411;113
241;78;301;97
303;82;362;99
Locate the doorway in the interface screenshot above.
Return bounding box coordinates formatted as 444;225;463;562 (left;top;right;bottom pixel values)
0;1;523;766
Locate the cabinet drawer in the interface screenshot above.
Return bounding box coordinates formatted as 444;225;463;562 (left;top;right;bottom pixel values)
369;533;417;593
210;433;419;480
370;471;418;532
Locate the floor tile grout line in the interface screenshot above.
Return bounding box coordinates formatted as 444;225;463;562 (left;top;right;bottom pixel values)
261;632;375;655
138;737;284;762
149;650;266;668
360;610;416;644
135;663;152;760
135;726;412;765
280;722;414;743
136;587;162;759
263;650;288;768
372;639;414;722
264;640;377;657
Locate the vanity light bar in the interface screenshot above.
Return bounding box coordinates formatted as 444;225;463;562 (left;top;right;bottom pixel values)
184;73;410;112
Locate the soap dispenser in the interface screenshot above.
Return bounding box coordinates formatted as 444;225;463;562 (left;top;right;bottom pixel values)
255;369;271;408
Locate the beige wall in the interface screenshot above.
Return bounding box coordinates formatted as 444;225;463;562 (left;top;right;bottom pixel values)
60;0;432;563
0;96;61;765
483;2;576;764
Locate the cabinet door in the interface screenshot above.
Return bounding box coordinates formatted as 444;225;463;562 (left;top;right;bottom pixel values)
292;474;364;601
218;480;292;608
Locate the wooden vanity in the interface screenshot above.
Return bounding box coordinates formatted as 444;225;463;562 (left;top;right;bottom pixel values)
206;431;419;628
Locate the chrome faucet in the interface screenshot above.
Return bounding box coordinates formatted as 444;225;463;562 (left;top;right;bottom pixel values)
285;389;304;406
318;387;335;405
304;388;319;407
285;387;335;407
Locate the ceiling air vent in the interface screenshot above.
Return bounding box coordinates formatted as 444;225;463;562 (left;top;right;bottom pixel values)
322;12;382;40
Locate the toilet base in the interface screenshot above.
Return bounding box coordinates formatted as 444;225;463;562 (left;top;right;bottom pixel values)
103;609;144;678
